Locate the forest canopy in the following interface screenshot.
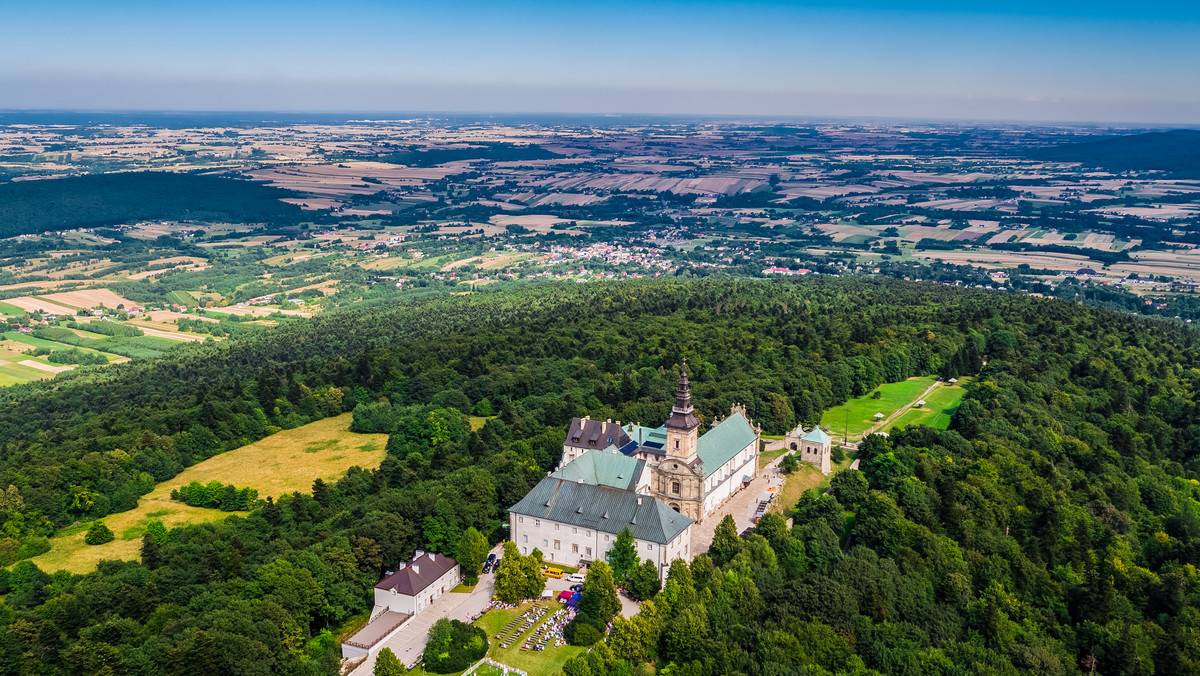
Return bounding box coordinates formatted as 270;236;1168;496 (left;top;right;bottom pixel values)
0;171;304;236
0;278;1197;675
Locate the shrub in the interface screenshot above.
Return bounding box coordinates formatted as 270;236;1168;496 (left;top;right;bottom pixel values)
779;453;800;475
14;536;51;561
421;618;488;673
566;619;603;646
85;521;115;545
831;445;847;464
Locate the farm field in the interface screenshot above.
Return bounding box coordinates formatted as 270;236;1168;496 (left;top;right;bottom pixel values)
26;413;388;575
472;602;586;676
882;377;972;433
820;375;939;441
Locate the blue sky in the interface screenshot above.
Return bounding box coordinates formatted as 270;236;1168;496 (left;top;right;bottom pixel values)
1;0;1198;122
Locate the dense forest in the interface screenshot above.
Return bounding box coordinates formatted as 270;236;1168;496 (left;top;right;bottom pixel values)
1029;130;1200;176
0;278;1198;675
0;172;305;236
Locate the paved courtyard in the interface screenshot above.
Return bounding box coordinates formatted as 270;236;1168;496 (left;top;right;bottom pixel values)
690;452;787;555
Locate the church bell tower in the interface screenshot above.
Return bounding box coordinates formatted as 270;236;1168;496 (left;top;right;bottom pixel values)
664;364;700;460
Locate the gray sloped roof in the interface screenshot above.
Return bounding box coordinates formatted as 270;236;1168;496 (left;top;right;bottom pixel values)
696;412;757;477
509;477;692;545
564;418;631;451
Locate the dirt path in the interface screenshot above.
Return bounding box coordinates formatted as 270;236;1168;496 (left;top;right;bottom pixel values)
856;380;943;440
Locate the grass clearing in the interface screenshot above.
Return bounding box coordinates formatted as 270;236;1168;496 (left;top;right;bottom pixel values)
770;463;827;514
473;602;585;676
26;413;388;575
820;375;938;440
469;416;496;431
883;377;972;432
759;446;788;469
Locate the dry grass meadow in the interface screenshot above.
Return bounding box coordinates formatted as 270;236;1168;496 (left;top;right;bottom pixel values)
27;413;388;575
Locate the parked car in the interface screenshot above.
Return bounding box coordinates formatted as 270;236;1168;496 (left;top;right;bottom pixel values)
566;572;586;583
569;584;583;593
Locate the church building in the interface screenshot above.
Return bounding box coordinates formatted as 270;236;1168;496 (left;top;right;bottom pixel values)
558;367;759;523
509;366;761;571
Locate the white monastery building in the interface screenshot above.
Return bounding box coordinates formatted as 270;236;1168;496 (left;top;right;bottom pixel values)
509;366;761;574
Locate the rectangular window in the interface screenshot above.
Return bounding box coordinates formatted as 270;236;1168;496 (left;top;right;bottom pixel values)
586;547;592;557
523;535;528;543
572;527;577;535
647;544;653;550
586;530;591;537
604;534;609;541
554;524;560;531
572;544;579;553
543;539;548;547
554;539;561;550
518;517;524;524
535;519;540;527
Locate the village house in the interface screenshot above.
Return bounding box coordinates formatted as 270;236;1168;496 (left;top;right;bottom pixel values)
341;551;462;659
372;550;462;616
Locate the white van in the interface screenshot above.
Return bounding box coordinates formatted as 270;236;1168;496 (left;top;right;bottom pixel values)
566;572;586;583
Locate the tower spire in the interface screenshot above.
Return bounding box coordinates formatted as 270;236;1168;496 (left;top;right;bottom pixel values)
665;360;699;431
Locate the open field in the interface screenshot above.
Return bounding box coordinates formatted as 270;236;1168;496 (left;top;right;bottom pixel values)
3;296;79;315
820;376;939;441
26;413;388;574
41;288;137;309
882;377;972;432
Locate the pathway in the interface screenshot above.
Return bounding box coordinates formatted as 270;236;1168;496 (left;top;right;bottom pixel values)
852;380;944;441
691;452;789;555
348;545;502;675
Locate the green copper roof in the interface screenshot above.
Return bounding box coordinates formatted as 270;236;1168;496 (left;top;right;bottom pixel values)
509;477;693;545
696;412;758;477
553;449;645;492
802;427;832;444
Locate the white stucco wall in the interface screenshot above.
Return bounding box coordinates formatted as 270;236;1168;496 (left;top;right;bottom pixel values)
510;509;691;578
701;440;758;516
373;563;462;616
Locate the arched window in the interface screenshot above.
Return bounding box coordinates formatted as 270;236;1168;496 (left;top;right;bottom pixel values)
669;503;681;513
671;481;681;495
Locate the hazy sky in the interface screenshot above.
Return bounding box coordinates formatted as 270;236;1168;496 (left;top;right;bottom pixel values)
2;0;1198;123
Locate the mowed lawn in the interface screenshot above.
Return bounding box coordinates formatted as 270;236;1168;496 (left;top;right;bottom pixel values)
472;602;586;676
882;377;972;433
28;413;388;574
820;375;938;440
